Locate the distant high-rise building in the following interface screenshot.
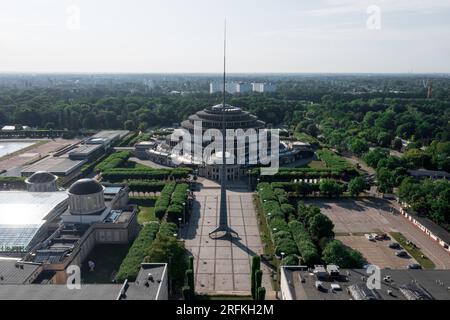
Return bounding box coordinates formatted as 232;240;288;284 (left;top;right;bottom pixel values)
210;82;222;94
210;82;253;94
252;82;277;93
237;82;252;93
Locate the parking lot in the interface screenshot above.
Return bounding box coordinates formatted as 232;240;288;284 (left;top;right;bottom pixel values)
338;235;416;269
305;198;450;269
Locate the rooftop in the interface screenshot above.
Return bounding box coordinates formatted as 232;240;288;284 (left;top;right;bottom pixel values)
68;179;104;196
282;266;450;300
22;156;85;176
408;169;450;179
0;263;167;300
26;171;57;184
0;191;68;252
118;263;167;300
68;144;103;159
0;258;41;284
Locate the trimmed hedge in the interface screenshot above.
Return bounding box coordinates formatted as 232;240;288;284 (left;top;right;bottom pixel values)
128;180;166;192
159;222;178;237
252;167;358;182
288;220;319;266
102;167;192;182
0;176;26;189
154;182;176;220
116;222;160;282
95;151;131;172
167;183;189;222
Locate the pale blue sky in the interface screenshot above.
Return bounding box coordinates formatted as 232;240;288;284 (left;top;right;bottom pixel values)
0;0;449;73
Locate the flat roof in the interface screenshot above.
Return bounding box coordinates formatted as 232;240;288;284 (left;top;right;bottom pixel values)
118;263;167;300
22;156;85;176
408;169;450;178
68;144;102;156
90;130;129;141
412;214;450;244
282;267;450;300
0;258;41;284
0;284;124;300
0;263;167;299
0;191;68;252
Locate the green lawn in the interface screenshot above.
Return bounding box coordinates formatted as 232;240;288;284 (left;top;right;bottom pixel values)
81;244;131;283
128;197;157;224
307;160;327;169
293;131;320;145
390;232;435;269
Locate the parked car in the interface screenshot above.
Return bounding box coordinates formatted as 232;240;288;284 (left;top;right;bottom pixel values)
395;250;408;257
365;234;376;242
376;233;389;241
407;264;422;270
389;242;401;249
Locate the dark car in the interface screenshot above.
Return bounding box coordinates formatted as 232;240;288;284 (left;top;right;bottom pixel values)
395;250;408;257
389;242;401;249
407;264;422;269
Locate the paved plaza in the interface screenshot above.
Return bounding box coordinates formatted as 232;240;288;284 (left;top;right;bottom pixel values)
181;181;272;294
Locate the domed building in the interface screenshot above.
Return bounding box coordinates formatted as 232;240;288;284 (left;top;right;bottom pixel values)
25;171;58;192
180;104;266;133
67;179;106;215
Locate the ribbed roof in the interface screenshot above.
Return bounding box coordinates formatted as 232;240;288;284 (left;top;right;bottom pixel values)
68;179;104;196
26;171;57;184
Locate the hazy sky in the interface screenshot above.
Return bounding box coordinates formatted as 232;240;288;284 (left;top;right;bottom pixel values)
0;0;449;73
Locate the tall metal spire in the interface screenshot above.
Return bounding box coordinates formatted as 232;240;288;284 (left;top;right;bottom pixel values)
209;19;238;240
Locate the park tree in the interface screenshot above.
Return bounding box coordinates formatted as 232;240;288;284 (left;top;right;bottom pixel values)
319;179;344;197
362;148;389;168
146;234;187;284
348;138;369;156
348;176;368;197
308;213;334;240
322;240;365;268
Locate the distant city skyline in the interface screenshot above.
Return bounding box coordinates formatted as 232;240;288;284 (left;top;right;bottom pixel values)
0;0;449;73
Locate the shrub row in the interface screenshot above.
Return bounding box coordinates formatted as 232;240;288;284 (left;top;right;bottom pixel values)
0;176;26;190
116;222;160;282
253;167;358;182
128;180;166;192
167;183;189;222
95;151;131;172
81;151;112;176
101;167;192;182
117;132;138;147
159;222;178;237
154;182;176;220
288;220;319;266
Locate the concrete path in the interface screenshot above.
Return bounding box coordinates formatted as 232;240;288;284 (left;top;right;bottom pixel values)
181;180;272;294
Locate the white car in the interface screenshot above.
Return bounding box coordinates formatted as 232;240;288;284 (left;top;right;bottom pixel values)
365;234;376;241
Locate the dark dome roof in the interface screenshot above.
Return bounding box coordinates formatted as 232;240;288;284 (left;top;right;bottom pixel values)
68;179;104;196
26;171;57;184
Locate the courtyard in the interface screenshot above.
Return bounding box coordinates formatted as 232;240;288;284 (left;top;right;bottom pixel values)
181;178;272;294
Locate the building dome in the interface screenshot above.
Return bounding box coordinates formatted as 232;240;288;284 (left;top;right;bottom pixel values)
68;179;104;196
68;179;105;215
25;171;58;192
180;103;266;132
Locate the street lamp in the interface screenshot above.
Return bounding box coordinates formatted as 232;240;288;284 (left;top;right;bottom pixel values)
182;202;186;224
